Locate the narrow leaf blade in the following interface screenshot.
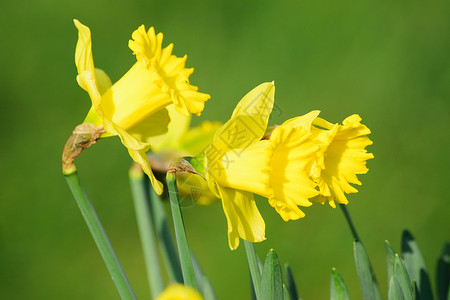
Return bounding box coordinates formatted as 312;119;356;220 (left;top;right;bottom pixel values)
202;276;218;300
401;230;433;300
261;249;283;300
388;277;406;300
393;254;414;300
353;241;382;300
385;240;396;285
437;243;450;300
330;268;350;300
284;264;299;300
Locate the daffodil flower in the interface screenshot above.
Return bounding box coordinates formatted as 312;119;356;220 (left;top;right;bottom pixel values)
73;20;210;195
283;111;374;208
203;82;320;249
155;284;203;300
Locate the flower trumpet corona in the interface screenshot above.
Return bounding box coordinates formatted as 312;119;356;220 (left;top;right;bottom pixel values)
71;20;210;194
283;111;374;208
203;82;320;249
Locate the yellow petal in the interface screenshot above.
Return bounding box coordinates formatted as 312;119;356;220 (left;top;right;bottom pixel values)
178;121;222;156
74;20;112;128
77;70;102;111
126;107;170;144
155;284;203;300
217;185;265;250
152;104;191;153
94;68;112;95
128;25;210;117
281;110;321;131
128;149;164;195
208;82;275;157
82;68;113;126
74;19;95;76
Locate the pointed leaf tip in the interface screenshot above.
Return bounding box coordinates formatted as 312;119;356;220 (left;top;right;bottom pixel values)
330;268;350;300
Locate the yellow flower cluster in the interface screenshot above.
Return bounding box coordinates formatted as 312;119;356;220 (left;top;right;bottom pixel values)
203;83;373;249
72;21;372;251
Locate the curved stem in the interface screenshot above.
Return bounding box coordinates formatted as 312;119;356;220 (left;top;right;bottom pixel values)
339;204;361;242
65;171;136;300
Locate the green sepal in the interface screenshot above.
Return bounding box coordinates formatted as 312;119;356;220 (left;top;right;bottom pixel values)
437;243;450;300
261;249;283;300
353;240;382;300
401;230;433;300
330;268;350;300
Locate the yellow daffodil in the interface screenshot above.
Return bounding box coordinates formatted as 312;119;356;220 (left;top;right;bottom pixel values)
283;111;374;208
203;82;320;249
73;20;210;194
155;284;203;300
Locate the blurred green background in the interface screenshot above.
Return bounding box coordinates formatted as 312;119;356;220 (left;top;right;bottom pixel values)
1;0;449;299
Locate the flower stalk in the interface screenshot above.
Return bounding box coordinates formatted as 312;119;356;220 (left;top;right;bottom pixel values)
166;159;201;290
339;204;361;242
64;171;136;300
129;165;164;298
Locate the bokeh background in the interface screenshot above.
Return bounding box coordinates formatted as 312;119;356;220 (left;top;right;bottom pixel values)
1;0;449;299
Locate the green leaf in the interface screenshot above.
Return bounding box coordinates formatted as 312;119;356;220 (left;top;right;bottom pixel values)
386;241;396;287
245;241;262;299
261;249;283;300
283;284;291;300
330;268;350;300
353;241;382;300
437;243;450;300
284;264;299;300
388;277;405;300
191;251;205;292
401;230;434;300
393;254;414;300
250;273;258;300
202;276;218;300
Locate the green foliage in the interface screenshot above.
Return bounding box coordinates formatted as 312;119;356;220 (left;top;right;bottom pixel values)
436;243;450;300
260;249;284;300
402;230;434;300
330;268;350;300
353;240;383;300
285;264;300;300
333;231;448;300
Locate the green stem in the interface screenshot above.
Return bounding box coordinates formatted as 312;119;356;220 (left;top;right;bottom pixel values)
244;240;261;300
339;204;361;242
129;167;164;298
148;186;183;283
64;171;136;300
166;172;198;290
